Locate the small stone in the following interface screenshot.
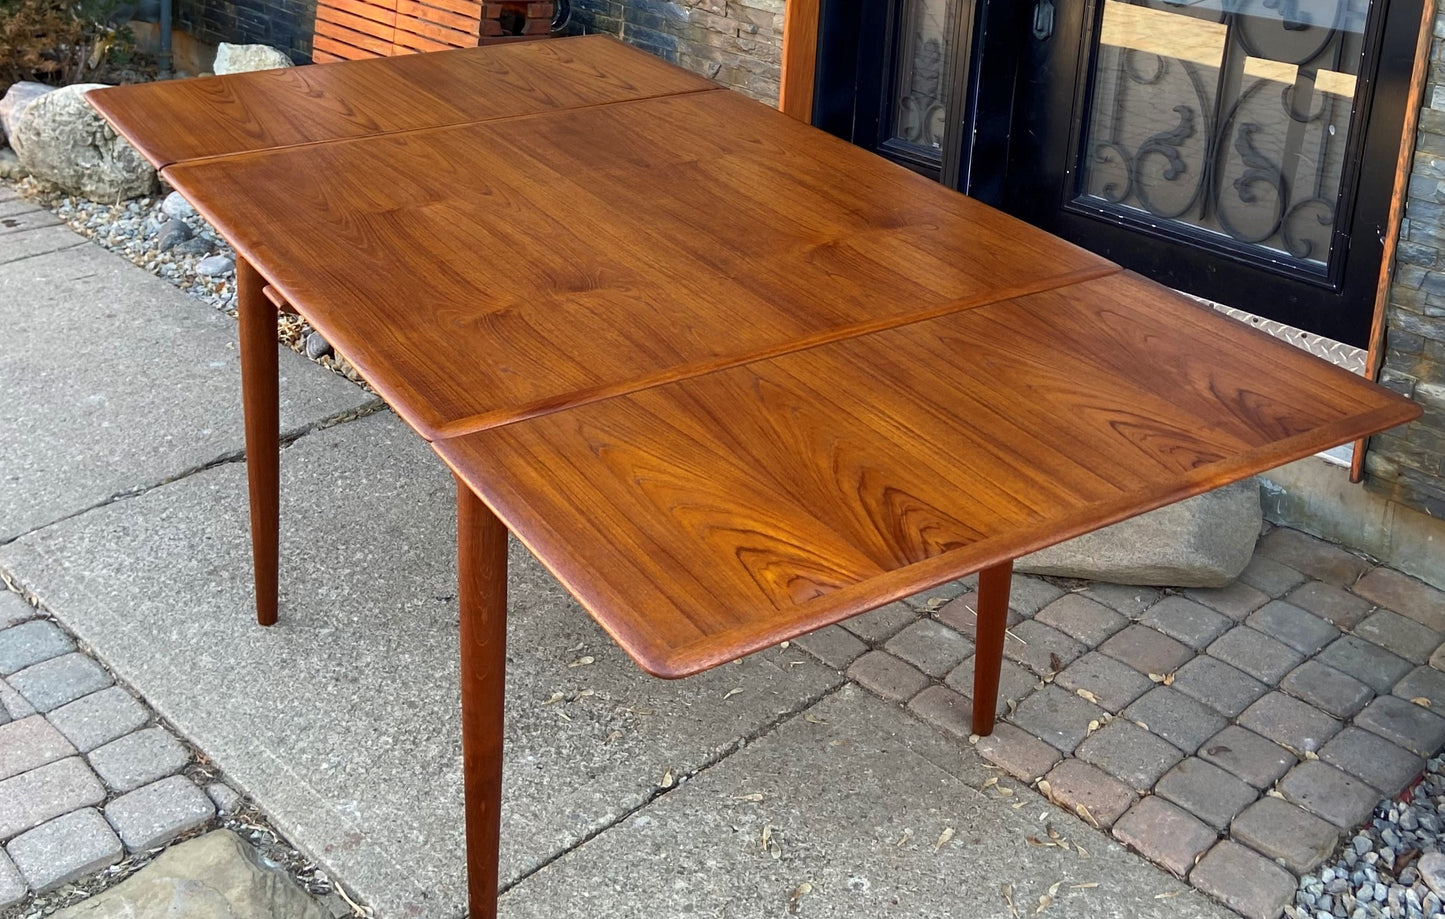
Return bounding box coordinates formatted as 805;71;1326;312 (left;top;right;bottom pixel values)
305;331;334;360
1419;852;1445;898
172;236;214;256
196;254;235;277
7;808;122;893
206;783;242;815
104;776;215;851
160;190;197;221
155;218;194;252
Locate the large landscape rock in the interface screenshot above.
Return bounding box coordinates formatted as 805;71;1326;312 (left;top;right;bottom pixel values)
1;81;54;143
1016;478;1263;587
9;83;157;200
53;830;326;919
213;43;294;74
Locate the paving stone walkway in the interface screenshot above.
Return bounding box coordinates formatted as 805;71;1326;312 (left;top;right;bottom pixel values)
0;590;219;906
793;526;1445;919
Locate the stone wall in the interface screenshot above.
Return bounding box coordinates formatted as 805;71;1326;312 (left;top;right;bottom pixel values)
1365;13;1445;518
567;0;783;104
175;0;312;64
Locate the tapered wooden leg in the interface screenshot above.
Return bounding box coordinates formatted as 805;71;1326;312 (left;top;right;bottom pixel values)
237;257;279;627
971;560;1014;736
456;477;508;919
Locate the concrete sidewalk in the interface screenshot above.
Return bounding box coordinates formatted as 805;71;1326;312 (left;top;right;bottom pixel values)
0;183;1267;918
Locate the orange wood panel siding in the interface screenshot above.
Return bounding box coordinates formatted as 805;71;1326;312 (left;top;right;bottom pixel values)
313;0;552;60
780;0;820;122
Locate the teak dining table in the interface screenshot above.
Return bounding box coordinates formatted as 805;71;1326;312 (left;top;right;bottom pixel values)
89;35;1421;918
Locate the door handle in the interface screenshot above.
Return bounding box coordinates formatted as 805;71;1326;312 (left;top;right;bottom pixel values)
1033;0;1055;40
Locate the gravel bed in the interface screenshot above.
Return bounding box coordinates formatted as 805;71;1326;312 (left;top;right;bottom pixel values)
6;178;369;389
1290;754;1445;919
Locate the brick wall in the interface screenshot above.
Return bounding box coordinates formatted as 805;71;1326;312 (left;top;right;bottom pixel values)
175;0;313;63
567;0;783;104
1365;13;1445;518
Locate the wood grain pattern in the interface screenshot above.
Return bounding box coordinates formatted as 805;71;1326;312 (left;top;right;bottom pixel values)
432;271;1420;678
161;89;1116;439
86;35;716;168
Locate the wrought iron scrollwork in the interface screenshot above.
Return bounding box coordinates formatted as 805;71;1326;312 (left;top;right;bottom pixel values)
1080;0;1357;272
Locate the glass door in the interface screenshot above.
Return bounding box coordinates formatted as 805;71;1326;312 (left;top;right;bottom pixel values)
1001;0;1425;346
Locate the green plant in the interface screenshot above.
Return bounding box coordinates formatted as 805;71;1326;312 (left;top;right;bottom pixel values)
0;0;138;92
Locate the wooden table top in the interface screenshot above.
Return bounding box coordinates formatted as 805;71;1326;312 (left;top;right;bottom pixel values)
432;271;1420;677
159;88;1117;439
86;35;715;168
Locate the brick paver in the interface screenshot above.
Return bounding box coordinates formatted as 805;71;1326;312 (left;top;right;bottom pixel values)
1171;655;1268;718
1041;759;1135;827
1237;555;1309;597
0;680;34;721
839;602;918;644
45;686;149;753
1111;796;1217;878
1190;839;1299;919
0;621;73;676
1277;760;1381;830
1237;691;1341;755
934;593;1021;641
1098;625;1193;676
1002;620;1084;678
1279;660;1374;720
1283;581;1373;630
88;726;190;794
0;852;24;910
1154;757;1255;831
1354;694;1445;756
1351;566;1445;631
7;807;122;893
1123;687;1227;754
883;619;972;678
0;595;37;632
907;685;973;740
1207;626;1303;683
0;716;75;782
1318;726;1424;797
1034;595;1126;646
1076;583;1161;617
1055;651;1155;713
0;757;104;840
1316;635;1414;693
901;576;976;611
1256;529;1370;587
1008;576;1065;615
1394;665;1445;708
1245;600;1339;656
1353;610;1441;665
1139;596;1232;650
8;653;111;713
104;775;215;852
1230;796;1341;873
792;625;867;670
974;723;1061;781
1183;581;1270;620
1009;685;1105;754
845;651;929;703
1075;720;1184;792
944;656;1039;718
1198;725;1297;788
